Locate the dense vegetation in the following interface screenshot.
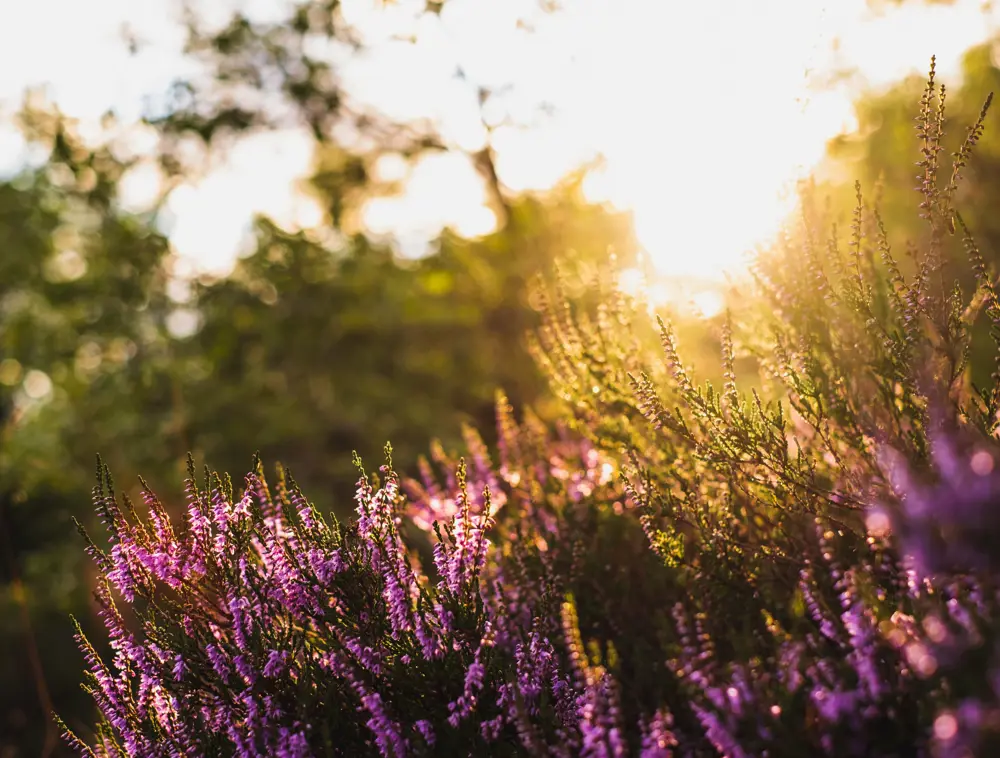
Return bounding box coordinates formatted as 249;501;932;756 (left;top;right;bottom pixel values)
56;60;1000;756
0;3;640;749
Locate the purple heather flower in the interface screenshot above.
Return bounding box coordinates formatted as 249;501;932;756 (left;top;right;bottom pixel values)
414;719;435;746
447;650;486;727
639;709;678;758
205;643;231;681
361;691;408;758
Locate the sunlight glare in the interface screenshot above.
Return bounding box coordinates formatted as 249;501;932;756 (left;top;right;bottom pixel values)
690;291;725;319
342;0;997;282
1;0;996;279
117;160;164;214
574;0;996;280
164;129;317;276
573;0;857;279
617;267;644;298
361;150;495;254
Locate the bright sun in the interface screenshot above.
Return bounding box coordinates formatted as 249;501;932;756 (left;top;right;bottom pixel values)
341;0;997;285
570;0;994;281
575;0;843;280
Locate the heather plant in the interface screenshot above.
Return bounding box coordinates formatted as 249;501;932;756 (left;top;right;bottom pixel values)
523;57;1000;755
531;57;997;601
64;58;1000;757
60;450;528;757
404;399;688;750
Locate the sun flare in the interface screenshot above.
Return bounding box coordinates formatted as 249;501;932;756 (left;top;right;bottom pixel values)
337;0;999;286
567;0;996;281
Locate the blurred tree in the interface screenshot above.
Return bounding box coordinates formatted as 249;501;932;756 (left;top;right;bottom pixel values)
149;0;450;213
0;1;638;747
170;181;636;504
125;0;636;500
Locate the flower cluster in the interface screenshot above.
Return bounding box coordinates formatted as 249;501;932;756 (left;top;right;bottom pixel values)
62;448;516;756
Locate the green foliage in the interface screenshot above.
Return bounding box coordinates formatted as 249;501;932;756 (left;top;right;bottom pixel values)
0;104;635;755
824;45;1000;312
529;55;999;645
0;111;177;754
167;187;635;504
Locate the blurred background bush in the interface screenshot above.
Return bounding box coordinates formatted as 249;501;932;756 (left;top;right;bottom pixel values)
2;0;1000;753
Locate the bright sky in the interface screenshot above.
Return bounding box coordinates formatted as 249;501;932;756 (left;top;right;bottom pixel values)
0;0;998;294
